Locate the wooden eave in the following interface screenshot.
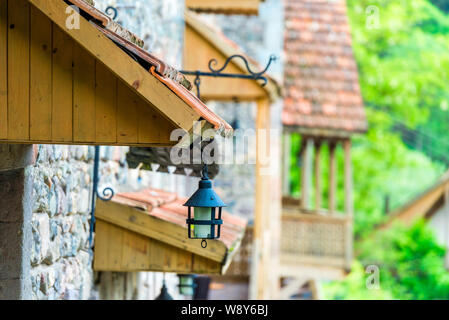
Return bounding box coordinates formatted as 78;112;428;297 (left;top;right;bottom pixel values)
93;191;246;274
0;0;231;147
183;10;281;102
381;171;449;229
186;0;264;16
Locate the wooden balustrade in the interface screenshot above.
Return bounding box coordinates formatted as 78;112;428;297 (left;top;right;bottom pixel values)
278;134;354;279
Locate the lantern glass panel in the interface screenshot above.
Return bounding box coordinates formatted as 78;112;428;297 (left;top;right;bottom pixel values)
179;276;195;296
193;207;213;238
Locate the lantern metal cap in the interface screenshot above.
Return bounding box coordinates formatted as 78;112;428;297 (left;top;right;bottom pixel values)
183;168;226;208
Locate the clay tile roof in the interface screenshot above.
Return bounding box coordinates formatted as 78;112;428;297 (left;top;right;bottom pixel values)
283;0;367;134
112;188;247;249
66;0;232;136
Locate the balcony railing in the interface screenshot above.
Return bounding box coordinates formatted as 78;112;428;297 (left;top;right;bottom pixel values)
279;204;352;279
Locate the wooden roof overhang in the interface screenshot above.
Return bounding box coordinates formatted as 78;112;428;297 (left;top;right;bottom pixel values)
183;10;281;103
186;0;265;16
380;170;449;229
94;188;247;274
0;0;232;148
124;11;281;174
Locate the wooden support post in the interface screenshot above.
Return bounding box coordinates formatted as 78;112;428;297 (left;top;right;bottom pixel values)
282;133;291;196
250;98;271;300
300;138;313;209
329;141;337;214
343;139;353;216
314;141;322;210
343;139;353;270
309;279;322;300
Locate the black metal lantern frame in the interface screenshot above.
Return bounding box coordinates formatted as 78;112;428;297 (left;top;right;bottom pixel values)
184;166;225;248
186;207;223;239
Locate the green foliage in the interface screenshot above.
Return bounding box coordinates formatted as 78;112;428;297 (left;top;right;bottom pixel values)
324;221;449;300
430;0;449;14
351;113;444;237
346;0;449;234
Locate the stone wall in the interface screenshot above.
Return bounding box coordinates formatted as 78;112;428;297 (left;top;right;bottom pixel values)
28;144;185;300
29;145;94;300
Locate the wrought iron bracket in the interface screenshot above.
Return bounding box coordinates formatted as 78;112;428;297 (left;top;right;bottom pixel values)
88;146;115;249
181;54;277;100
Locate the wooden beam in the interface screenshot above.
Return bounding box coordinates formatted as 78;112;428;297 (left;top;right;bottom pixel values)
343;139;353;216
95;199;227;263
186;0;262;15
314;141;322;210
94;220;222;274
300;138;313;209
250;98;271;300
0;0;8;139
309;279;322;300
343;140;353;270
28;0;200;132
282;133;291;196
278;263;347;280
329;141;337;214
280;278;308;300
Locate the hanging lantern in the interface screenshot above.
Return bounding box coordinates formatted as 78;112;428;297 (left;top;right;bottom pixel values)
184;165;225;248
155;280;174;300
178;274;197;296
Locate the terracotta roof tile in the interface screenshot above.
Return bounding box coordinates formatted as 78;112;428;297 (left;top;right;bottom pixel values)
283;0;367;134
66;0;232;136
112;188;247;249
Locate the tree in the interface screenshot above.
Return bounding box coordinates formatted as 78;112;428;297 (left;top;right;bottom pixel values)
324;221;449;300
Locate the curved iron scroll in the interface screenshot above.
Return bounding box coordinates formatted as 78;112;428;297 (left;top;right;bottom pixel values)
89;146;115;249
180;54;277;100
208;54;277;86
105;6;118;20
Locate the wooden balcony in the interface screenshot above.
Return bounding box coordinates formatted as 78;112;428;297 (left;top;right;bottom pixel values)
279;202;352;280
224;206;352;281
279;136;354;280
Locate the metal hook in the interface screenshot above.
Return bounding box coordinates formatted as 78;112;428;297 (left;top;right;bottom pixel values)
194;73;201;100
201;239;208;248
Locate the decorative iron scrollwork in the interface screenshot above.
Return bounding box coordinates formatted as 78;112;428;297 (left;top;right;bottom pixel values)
105;6;118;20
181;54;277;100
207;54;277;86
89;146;115;249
